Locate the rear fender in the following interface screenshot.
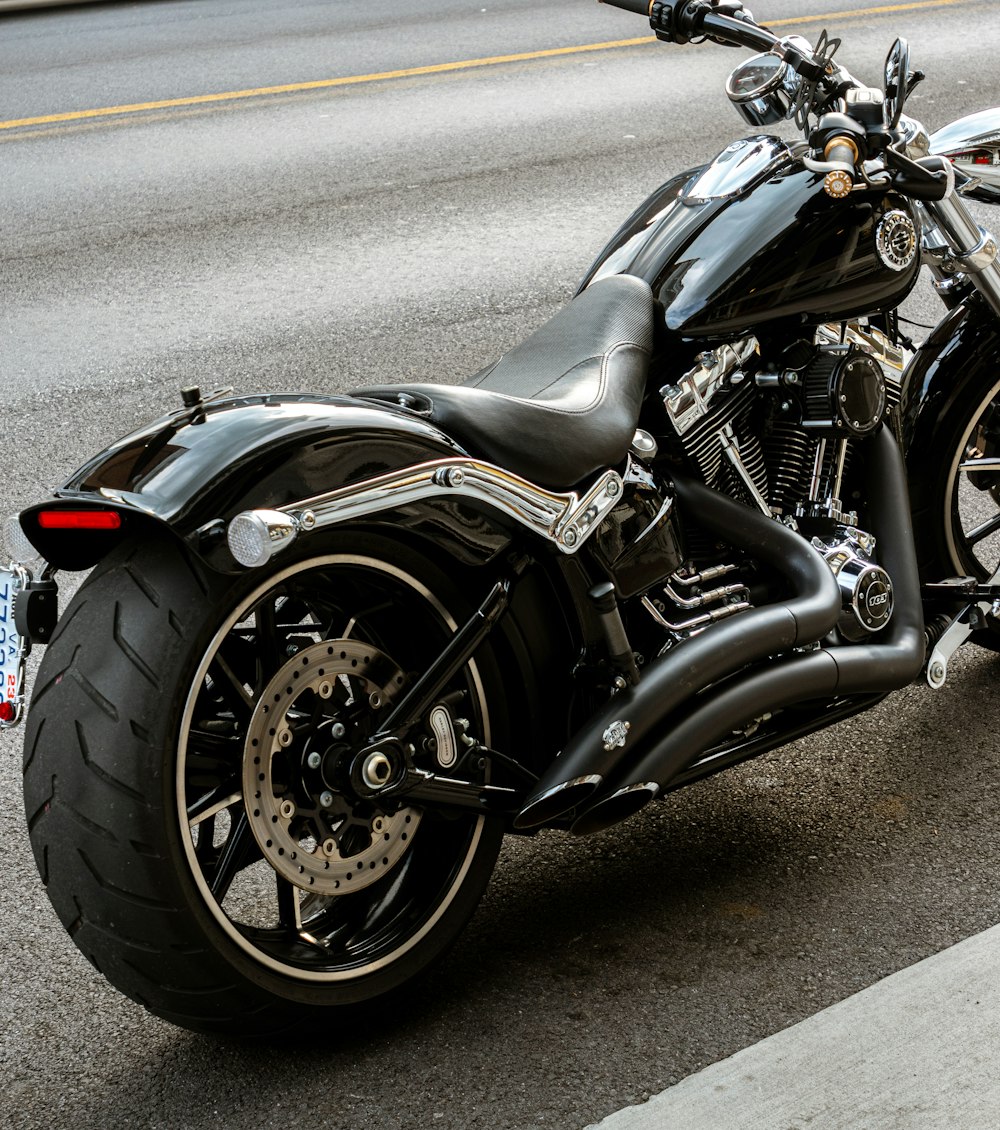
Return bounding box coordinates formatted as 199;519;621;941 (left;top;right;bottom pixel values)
18;394;514;573
16;392;596;776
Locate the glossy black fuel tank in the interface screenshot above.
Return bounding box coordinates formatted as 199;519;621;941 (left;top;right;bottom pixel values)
580;137;921;340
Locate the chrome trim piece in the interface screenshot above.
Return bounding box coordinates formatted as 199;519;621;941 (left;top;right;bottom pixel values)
719;423;771;516
921;191;1000;317
642;594;752;636
228;509;302;568
875;210;919;273
227;458;625;566
684;137;793;201
813;322;908;376
661;337;758;438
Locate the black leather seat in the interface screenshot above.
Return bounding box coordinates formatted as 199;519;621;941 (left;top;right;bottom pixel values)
352;274;654;490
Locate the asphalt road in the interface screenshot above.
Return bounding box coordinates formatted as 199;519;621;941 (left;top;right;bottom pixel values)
2;2;1000;1128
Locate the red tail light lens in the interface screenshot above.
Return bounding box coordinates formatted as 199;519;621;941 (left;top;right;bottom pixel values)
37;510;122;530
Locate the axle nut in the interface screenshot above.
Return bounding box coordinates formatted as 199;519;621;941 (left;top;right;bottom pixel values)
362;752;394;789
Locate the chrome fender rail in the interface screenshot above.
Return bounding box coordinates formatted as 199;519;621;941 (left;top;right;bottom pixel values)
226;457;624;567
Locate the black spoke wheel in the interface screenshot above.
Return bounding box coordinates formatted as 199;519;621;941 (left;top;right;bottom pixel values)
911;373;1000;649
23;532;505;1035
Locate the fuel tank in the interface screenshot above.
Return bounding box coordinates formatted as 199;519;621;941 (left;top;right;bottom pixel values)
579;136;921;341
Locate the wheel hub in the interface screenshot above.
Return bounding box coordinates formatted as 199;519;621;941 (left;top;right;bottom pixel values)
242;638;421;896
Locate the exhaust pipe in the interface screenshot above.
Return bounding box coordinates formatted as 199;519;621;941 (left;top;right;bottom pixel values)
513;473;844;830
570;426;925;836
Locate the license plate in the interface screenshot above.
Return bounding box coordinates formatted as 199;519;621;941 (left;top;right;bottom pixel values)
0;564;30;727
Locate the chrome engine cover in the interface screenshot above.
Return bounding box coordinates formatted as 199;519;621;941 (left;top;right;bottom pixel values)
811;526;894;638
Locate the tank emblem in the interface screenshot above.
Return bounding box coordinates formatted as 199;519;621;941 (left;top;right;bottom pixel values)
602;720;631;752
876;210;918;272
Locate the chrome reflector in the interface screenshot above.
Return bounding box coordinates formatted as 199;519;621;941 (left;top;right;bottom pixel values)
227;510;300;568
2;515;39;566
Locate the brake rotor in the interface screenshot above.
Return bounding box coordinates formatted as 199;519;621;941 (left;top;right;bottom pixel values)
242;638;422;896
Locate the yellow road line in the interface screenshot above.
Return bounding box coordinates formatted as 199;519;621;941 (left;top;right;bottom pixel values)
0;0;974;134
768;0;968;25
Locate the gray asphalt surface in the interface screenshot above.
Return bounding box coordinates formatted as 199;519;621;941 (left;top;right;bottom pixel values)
2;2;1000;1128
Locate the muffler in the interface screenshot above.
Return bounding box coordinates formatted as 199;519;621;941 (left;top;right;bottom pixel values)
570;426;925;836
512;471;843;830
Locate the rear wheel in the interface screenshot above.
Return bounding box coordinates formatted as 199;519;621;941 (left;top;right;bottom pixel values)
23;532;505;1034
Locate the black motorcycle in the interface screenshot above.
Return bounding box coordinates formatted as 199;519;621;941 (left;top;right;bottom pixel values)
5;0;1000;1035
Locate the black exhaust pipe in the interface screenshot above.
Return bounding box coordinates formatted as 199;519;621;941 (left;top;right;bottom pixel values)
570;426;925;836
513;473;844;830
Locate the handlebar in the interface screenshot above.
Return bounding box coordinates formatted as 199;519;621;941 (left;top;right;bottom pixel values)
599;1;828;81
598;0;651;13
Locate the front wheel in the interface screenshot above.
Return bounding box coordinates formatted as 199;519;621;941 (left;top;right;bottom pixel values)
910;368;1000;648
23;532;505;1035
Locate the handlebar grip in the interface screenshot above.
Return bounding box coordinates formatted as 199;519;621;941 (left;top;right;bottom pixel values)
822;136;859;199
598;0;651;13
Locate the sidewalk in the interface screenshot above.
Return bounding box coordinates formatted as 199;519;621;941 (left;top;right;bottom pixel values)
588;923;1000;1129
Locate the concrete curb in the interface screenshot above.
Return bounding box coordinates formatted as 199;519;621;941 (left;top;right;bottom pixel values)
588;923;1000;1130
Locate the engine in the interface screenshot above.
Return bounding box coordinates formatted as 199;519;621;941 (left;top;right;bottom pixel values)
649;321;907;647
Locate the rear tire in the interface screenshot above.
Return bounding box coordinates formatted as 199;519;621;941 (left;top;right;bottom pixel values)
23;531;505;1035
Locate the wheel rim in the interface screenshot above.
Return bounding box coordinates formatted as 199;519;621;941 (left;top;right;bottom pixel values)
177;554;489;982
943;378;1000;580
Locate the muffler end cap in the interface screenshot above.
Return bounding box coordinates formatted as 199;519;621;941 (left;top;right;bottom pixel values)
570;781;659;837
512;774;603;831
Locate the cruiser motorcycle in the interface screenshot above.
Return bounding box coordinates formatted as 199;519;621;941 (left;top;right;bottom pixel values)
6;0;1000;1035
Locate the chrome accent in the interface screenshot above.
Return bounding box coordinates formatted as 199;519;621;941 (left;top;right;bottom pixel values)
228;509;302;568
643;594;752;637
683;137;793;202
602;720;631;753
725;53;796;127
921;190;1000;317
814;322;906;371
719;423;771;516
670;563;739;588
630;429;659;460
661;337;758;437
898;114;930;161
646;561;751;643
934;231;1000;277
875;210;919;272
662;579;747;609
811;526;893;634
796;438;858;526
227;458;625;567
362;751;395;790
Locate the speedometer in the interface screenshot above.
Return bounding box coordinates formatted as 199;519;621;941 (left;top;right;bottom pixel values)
727;56;785;100
726;52;795;127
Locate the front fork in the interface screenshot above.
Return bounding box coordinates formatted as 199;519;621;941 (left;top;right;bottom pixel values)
919;188;1000;315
